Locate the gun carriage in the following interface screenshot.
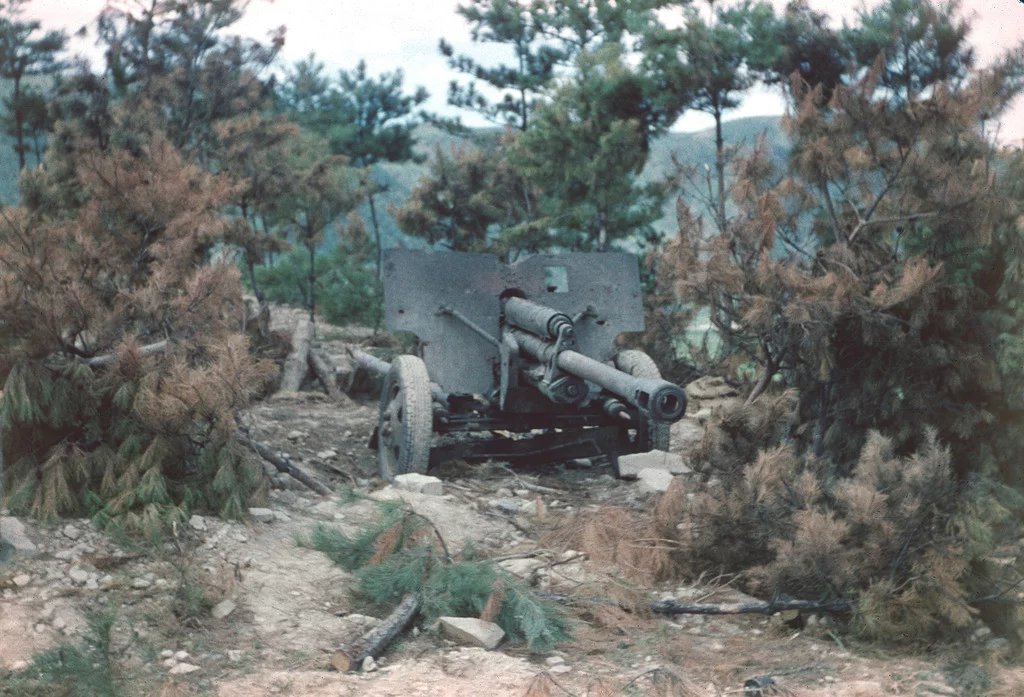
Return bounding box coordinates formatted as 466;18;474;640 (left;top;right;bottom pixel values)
353;250;687;479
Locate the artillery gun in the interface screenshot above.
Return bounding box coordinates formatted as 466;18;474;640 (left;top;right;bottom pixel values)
353;250;687;479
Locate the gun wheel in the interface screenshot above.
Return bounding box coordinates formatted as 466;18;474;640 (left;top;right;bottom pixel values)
377;355;433;480
614;350;671;452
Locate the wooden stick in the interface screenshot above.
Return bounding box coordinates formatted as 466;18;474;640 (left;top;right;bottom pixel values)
279;318;312;392
648;597;853;616
237;434;332;496
331;592;421;672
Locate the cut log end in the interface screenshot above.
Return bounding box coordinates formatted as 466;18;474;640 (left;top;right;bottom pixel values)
330;651;357;673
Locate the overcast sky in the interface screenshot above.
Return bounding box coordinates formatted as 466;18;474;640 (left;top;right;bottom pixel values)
21;0;1024;143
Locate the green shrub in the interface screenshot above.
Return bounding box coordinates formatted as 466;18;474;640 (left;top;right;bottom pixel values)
252;245;382;327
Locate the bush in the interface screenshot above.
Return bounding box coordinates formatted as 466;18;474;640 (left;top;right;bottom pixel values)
666;397;1023;644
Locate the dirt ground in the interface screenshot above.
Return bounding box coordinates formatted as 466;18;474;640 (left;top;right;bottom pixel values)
1;314;1021;697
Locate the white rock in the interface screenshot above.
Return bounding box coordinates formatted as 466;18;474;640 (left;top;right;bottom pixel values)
131;577;152;590
188;515;207;532
273;511;292;523
316;449;338;460
227;649;244;662
13;573;31;587
361;656;378;672
160;649;174;659
68;567;90;584
636;468;675;494
498;557;546;578
248;507;275;524
488;498;520;515
174;650;190;661
0;516;36;552
211;599;236;619
438;617;505;650
61;524;82;541
286;430;304;441
162;658;178;669
169;662;200;675
394;473;444;496
549;664;572;674
545;656;565;666
617;450;691;479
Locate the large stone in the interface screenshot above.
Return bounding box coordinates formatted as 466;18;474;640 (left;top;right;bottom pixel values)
636;468;675;494
439;617;505;650
248;507;275;524
394;473;444;496
617;450;691;479
168;662;200;675
211;599;236;619
0;517;36;552
498;557;546;578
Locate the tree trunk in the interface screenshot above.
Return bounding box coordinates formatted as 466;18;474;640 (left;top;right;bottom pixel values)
714;105;727;233
13;72;25;171
279;318;313;392
307;243;316;321
331;592;421;671
309;349;346;403
368;189;383;281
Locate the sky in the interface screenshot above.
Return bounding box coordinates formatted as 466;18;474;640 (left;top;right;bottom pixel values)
20;0;1024;143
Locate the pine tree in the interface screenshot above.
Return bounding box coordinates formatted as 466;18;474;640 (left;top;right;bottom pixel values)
440;0;562;131
510;45;665;251
0;0;66;170
640;0;1024;642
1;115;276;536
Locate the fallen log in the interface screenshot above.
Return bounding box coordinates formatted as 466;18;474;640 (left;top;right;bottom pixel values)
309;349;346;403
279;318;312;392
237;434;332;496
331;592;421;672
649;597;853;616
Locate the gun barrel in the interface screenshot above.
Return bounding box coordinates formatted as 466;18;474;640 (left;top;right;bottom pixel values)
509;329;686;423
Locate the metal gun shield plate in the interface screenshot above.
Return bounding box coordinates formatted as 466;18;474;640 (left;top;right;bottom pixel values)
382;249;645;397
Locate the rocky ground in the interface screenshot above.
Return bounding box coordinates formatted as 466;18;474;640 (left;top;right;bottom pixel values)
1;315;1021;697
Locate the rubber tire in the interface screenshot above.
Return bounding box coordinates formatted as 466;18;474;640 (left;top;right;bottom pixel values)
614;350;671;452
377;355;433;480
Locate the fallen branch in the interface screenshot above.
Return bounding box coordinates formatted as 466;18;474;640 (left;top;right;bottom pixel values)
83;340;170;367
649;597;854;617
309;349;345;402
331;592;421;671
237;433;332;496
279;317;312;392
